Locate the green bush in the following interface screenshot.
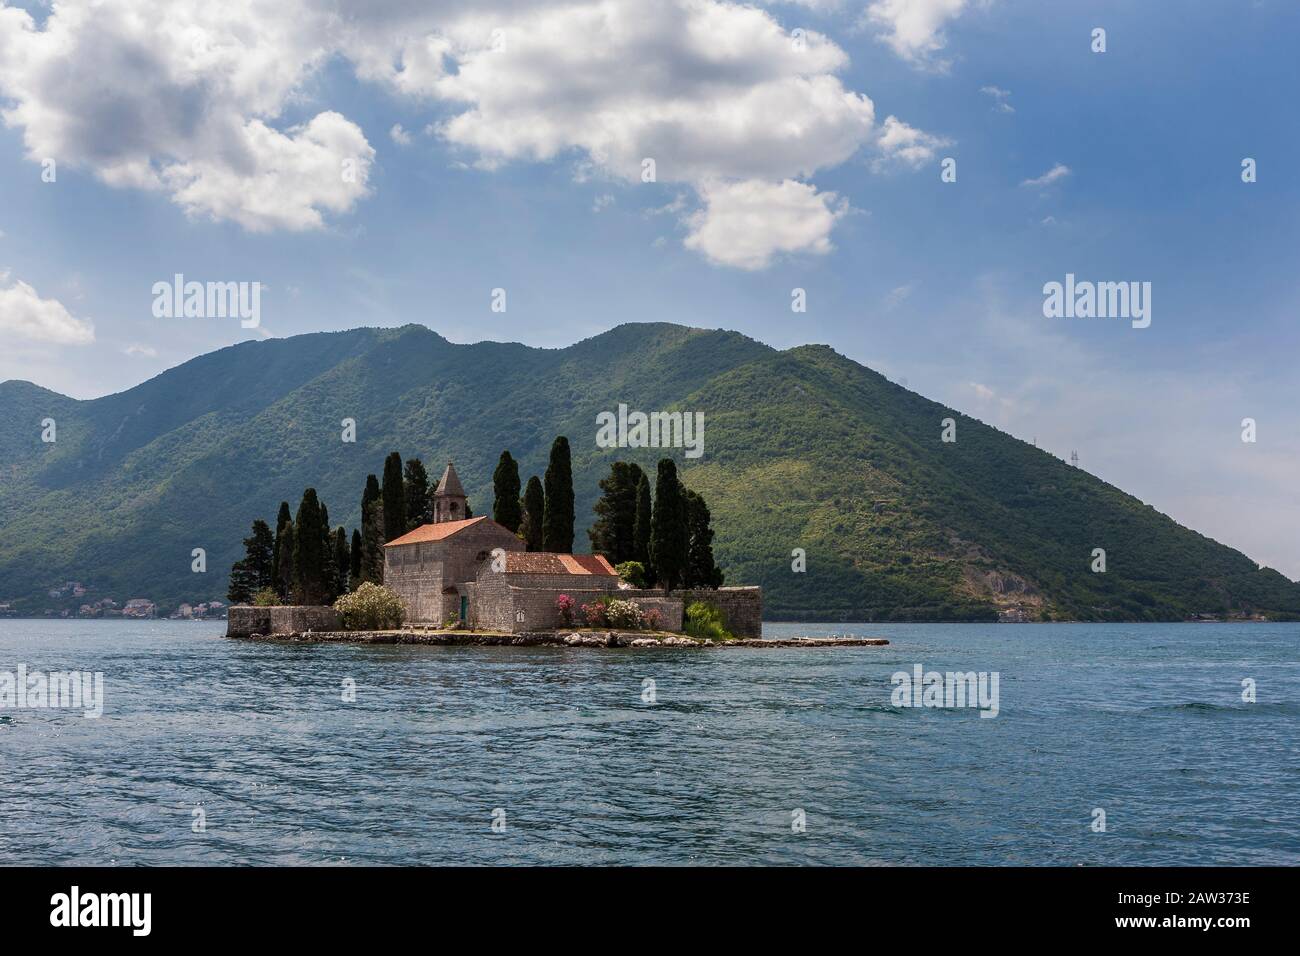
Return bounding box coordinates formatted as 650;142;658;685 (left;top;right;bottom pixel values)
684;601;733;642
614;561;648;589
333;582;405;631
251;587;278;607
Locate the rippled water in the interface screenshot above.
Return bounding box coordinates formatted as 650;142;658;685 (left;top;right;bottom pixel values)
1;619;1296;865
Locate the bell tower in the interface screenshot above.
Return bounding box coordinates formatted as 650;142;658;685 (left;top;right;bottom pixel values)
433;461;468;523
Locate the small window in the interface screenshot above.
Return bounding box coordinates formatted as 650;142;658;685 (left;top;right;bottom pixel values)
450;501;459;513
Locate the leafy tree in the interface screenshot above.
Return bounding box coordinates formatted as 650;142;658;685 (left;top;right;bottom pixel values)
542;436;574;553
633;472;652;573
492;450;523;532
271;501;292;599
649;459;688;590
228;518;275;603
404;458;432;529
614;560;648;589
589;461;642;564
684;489;724;588
519;476;545;551
381;451;407;543
292;488;330;605
349;528;362;589
360;474;385;584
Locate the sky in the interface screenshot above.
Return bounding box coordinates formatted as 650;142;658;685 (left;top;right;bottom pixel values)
0;0;1297;578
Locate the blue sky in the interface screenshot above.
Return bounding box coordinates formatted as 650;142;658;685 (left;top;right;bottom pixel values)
1;0;1297;576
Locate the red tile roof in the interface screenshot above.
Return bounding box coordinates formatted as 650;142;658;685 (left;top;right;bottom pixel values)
501;552;617;575
384;516;489;547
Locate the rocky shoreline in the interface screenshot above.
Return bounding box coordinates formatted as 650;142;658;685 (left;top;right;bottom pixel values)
235;629;889;648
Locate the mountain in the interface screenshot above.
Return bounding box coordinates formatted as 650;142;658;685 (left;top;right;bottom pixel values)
2;322;1297;621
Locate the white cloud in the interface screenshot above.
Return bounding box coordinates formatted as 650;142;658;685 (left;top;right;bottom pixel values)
0;277;94;344
592;193;615;213
389;123;412;146
979;85;1014;113
0;0;371;232
874;115;951;169
1021;163;1071;188
866;0;970;66
684;179;848;270
0;0;940;261
123;343;158;357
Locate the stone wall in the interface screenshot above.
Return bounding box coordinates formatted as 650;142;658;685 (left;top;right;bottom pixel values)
228;605;340;637
641;587;763;637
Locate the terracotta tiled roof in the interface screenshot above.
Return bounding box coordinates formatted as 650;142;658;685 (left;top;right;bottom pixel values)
384;515;488;547
501;552;617;575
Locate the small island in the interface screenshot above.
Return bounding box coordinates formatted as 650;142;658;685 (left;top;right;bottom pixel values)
225;445;885;649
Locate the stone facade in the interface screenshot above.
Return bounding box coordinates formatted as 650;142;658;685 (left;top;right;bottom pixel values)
633;586;763;637
384;517;523;623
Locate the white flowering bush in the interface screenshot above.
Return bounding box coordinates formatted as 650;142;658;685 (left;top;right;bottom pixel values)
333;582;405;630
604;599;645;629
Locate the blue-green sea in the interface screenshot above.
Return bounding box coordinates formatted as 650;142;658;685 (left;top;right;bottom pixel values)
0;619;1295;865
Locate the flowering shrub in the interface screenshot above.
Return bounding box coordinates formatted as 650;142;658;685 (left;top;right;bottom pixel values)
580;601;607;627
643;608;664;631
604;599;644;629
334;582;405;631
556;594;575;625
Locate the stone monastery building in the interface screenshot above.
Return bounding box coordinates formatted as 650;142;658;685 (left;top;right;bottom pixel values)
382;461;761;635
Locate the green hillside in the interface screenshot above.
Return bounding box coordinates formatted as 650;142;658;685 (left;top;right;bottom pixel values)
2;322;1296;621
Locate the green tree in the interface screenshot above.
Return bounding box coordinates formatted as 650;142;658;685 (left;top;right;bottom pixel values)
360;474;385;584
492;450;523;532
228;518;275;604
349;528;362;589
319;501;338;603
333;526;350;597
542;436;574;553
271;501;292;600
684;489;724;588
589;461;642;564
404;458;432;529
381;452;407;543
633;472;653;573
292;488;329;605
649;459;688;590
274;521;294;602
519;476;545;551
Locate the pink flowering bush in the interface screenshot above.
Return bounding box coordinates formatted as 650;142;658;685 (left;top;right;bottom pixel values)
556;594;575;625
580;601;607;627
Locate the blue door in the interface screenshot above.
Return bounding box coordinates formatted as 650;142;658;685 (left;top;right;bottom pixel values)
459;596;468;625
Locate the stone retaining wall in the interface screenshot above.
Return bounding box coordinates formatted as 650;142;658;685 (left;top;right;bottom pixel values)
227;605;341;637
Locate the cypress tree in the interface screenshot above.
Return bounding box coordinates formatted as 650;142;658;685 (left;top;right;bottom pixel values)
542;436;574;553
589;461;640;563
292;488;329;605
519;476;545;551
649;459;688;590
275;521;295;602
349;528;362;589
333;526;350;597
271;501;292;599
404;458;432;529
684;489;724;588
360;474;385;583
632;473;653;570
381;451;407;543
492;450;523;532
320;502;337;602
